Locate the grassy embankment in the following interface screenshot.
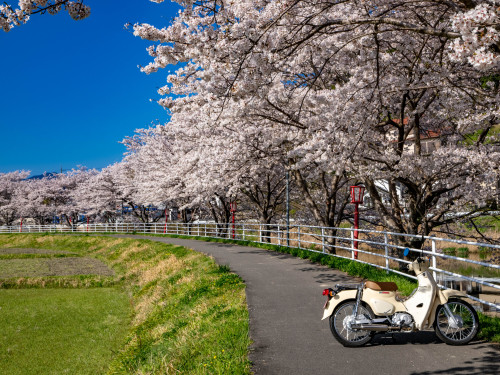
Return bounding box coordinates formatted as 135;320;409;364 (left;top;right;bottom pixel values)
142;233;500;343
0;234;250;374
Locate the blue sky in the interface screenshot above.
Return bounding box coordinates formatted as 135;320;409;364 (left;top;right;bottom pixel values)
0;0;180;176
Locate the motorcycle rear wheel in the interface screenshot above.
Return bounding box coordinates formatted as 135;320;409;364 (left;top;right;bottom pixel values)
434;299;479;345
329;301;375;347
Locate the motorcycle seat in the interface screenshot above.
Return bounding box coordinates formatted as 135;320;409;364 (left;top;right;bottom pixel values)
365;281;398;292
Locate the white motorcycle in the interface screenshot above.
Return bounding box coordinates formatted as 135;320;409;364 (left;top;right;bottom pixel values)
322;249;479;347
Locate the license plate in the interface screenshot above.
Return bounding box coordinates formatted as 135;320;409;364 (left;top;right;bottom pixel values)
323;299;330;309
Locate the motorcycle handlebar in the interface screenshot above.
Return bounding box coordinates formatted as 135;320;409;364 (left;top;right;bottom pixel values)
407;256;427;270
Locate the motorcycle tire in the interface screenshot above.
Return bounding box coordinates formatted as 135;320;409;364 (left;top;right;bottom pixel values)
329;300;375;347
434;298;479;345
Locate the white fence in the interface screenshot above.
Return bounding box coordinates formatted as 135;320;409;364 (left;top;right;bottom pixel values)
2;222;500;312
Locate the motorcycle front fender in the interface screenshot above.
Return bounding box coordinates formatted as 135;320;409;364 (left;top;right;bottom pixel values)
438;288;467;304
321;290;358;320
425;289;468;329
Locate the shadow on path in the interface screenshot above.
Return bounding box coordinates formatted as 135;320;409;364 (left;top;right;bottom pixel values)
409;345;500;375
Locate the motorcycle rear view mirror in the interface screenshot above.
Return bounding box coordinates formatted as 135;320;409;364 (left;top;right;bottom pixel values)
403;248;410;257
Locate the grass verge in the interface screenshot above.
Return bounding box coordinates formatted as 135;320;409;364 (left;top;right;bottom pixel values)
0;234;251;374
142;233;418;294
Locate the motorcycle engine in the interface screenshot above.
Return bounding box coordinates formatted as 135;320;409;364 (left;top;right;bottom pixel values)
391;312;413;327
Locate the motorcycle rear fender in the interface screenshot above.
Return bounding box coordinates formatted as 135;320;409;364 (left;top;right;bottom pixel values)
322;290;358;320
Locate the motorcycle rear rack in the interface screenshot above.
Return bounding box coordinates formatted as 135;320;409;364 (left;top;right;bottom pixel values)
334;283;363;292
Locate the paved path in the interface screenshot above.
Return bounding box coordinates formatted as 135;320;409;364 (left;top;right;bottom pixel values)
116;235;500;375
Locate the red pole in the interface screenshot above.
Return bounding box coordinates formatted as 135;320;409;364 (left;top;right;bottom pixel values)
232;210;235;239
164;209;168;234
354;203;359;259
20;218;23;233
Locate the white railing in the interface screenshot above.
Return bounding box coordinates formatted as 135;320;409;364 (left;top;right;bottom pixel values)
2;222;500;312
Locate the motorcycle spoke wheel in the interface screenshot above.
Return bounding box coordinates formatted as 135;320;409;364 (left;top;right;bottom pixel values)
435;299;479;345
329;301;374;347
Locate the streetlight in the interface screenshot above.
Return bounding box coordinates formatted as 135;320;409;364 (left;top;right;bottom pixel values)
286;170;290;247
350;185;365;260
230;201;237;239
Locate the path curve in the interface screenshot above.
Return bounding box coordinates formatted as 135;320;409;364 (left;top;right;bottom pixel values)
115;235;500;375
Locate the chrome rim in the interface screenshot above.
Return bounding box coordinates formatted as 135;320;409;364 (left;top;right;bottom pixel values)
333;303;371;343
437;302;477;342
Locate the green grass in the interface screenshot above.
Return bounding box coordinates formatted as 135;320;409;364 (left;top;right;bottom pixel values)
457;247;470;259
462;124;500;146
470;215;500;232
0;288;130;375
0;234;251;374
450;264;500;278
478;313;500;342
443;247;457;256
479;246;493;260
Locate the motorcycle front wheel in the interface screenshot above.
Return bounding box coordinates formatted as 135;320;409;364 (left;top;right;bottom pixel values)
329;301;375;347
434;299;479;345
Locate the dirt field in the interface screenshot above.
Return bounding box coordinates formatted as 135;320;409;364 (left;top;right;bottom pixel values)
0;248;75;255
0;248;114;278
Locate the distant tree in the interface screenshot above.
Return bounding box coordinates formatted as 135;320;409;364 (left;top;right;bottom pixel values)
14;167;95;225
74;163;125;223
0;170;29;225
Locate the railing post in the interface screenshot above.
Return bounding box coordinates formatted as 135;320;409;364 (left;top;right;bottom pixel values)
431;237;437;281
351;230;355;259
322;228;325;253
278;225;281;246
298;226;301;249
384;233;389;274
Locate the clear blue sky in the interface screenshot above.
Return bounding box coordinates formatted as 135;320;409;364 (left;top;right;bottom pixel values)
0;0;180;176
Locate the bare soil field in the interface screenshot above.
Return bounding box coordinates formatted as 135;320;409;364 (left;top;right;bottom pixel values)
0;248;74;255
0;248;114;278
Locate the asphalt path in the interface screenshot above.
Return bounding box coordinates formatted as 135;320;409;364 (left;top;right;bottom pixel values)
115;235;500;375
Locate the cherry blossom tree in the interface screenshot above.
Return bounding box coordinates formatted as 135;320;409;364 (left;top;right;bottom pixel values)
74;163;126;222
0;170;30;225
0;0;90;32
15;175;55;224
132;0;500;249
13;168;96;225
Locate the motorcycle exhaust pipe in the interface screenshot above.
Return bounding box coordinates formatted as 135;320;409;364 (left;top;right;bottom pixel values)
351;324;389;331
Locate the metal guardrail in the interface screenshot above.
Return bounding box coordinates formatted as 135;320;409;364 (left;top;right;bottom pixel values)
2;222;499;312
